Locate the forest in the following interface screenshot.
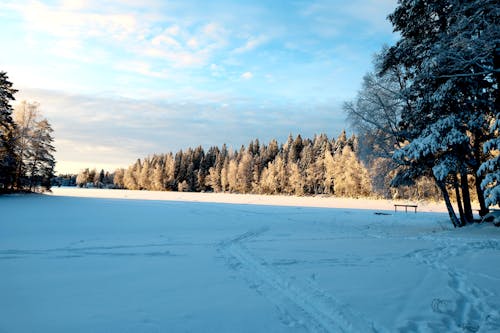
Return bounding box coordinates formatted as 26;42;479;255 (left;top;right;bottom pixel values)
72;131;442;201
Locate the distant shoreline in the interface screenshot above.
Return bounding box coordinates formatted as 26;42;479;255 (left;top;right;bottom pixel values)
47;187;449;213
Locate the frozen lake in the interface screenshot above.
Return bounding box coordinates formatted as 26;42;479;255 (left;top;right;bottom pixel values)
1;189;499;332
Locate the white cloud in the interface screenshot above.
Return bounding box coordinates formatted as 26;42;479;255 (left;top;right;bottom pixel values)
301;0;396;37
6;1;232;70
114;61;170;79
165;25;180;36
151;34;181;48
18;1;139;41
16;88;346;174
233;35;268;54
241;71;253;80
210;63;226;77
187;37;199;49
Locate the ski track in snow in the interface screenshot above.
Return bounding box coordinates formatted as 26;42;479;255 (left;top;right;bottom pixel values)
401;238;500;332
0;241;198;259
218;227;382;333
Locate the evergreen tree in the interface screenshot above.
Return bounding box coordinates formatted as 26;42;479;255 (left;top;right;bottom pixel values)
151;157;165;191
139;158;151;190
220;156;229;192
381;0;499;225
26;119;55;191
236;151;253;193
479;118;500;207
12;101;56;191
227;159;238;192
323;149;335;195
0;71;17;191
113;168;125;188
288;161;304;195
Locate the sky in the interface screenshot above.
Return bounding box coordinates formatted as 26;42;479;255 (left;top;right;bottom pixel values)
0;0;398;174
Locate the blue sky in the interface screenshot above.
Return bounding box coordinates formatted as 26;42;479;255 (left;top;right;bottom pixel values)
0;0;397;173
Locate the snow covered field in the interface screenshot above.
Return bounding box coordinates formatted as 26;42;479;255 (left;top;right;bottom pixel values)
1;188;500;332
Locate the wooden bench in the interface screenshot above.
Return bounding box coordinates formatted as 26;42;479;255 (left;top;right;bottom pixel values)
394;204;418;213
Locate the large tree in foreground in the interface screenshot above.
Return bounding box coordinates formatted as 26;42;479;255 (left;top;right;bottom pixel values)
381;0;499;227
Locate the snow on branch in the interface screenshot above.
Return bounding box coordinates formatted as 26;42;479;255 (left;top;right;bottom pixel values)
393;116;469;163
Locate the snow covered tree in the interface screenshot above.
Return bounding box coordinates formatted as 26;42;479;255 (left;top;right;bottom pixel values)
76;168;90;187
288;161;304;195
13;101;39;189
12;101;56;191
479;118;500;207
113;168;125;188
226;159;238;193
124;160;141;190
26;119;55;191
236;151;253;193
139;158;151;190
381;0;499;225
331;146;371;198
151;157;166;191
323;149;335;195
0;71;17;191
393;116;470;227
220;156;229;192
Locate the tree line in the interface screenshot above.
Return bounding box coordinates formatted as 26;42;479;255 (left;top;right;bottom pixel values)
76;131;442;200
0;72;56;192
77;132;378;197
344;0;498;227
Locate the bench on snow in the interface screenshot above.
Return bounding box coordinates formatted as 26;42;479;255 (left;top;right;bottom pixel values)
394;204;418;213
481;210;500;226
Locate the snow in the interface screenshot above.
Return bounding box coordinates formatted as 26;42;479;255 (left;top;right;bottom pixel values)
1;188;500;332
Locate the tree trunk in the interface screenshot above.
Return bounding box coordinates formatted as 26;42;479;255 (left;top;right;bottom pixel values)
475;173;489;217
459;166;474;223
435;176;460;228
472;133;489;217
453;173;466;227
28;155;39;192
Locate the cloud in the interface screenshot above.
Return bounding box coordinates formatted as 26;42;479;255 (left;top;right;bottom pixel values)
114;61;170;79
18;1;139;41
241;72;253;80
233;35;268;54
1;0;399;176
16;88;346;173
5;1;232;70
301;0;397;37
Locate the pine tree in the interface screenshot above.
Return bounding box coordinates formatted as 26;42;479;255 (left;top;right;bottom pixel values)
139;158;151;190
26;119;55;191
288;161;304;195
323;149;335;195
11;101;56;191
227;159;238;192
151;157;166;191
113;168;125;188
0;71;17;191
220;156;229;192
124;159;141;190
479;118;500;207
236;151;253;193
381;0;499;225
